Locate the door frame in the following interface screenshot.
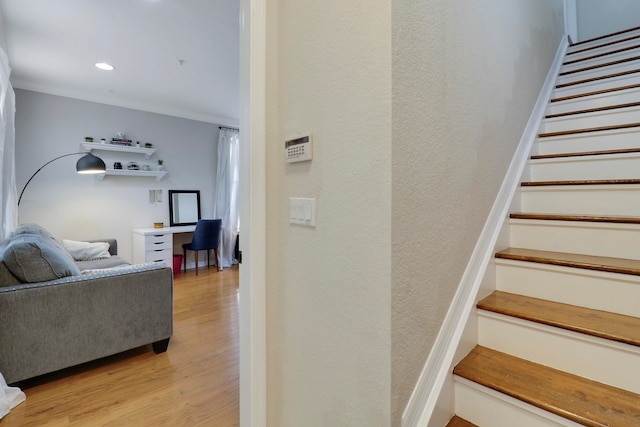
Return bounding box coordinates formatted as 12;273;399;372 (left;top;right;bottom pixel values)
239;0;267;426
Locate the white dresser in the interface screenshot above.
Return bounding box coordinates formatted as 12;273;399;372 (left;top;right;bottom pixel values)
133;226;196;270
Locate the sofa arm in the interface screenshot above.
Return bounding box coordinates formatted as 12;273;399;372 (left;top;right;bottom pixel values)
0;263;172;384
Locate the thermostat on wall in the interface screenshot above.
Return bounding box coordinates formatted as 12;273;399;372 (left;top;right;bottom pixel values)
285;133;313;163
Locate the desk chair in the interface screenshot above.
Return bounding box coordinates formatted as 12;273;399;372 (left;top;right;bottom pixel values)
182;219;222;275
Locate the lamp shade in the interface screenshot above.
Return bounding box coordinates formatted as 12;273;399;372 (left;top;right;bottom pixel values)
76;153;106;174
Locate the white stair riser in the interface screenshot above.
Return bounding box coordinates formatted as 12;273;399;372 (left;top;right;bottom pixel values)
477;311;640;394
563;40;640;65
552;73;640;99
546;87;640;116
557;61;640;87
527;154;640;182
533;128;640;156
520;185;640;216
509;219;640;259
567;29;640;54
539;106;640;133
496;259;640;318
454;377;583;427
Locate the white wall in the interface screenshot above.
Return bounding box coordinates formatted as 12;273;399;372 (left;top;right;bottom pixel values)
576;0;640;41
392;0;565;425
266;0;391;425
15;89;219;263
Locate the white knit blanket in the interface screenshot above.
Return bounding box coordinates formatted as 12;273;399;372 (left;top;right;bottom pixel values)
0;372;25;419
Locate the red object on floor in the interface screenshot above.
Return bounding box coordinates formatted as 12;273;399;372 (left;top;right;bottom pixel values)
172;255;183;276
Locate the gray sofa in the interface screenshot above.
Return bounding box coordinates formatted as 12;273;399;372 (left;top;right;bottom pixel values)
0;224;173;384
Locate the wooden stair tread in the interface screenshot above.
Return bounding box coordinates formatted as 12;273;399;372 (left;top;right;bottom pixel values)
538;121;640;138
510;212;640;224
478;291;640;347
570;25;640;47
521;178;640;186
454;346;640;427
550;82;640;103
511;212;638;221
555;68;640;89
496;247;640;276
445;416;478;427
545;101;640;119
563;46;640;67
531;147;640;160
568;34;640;56
558;53;640;76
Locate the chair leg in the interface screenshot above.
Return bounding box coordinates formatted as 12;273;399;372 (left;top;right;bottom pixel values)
207;249;210;268
183;248;186;273
195;251;199;275
214;248;221;271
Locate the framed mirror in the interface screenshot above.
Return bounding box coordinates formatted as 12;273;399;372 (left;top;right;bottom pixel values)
169;190;201;226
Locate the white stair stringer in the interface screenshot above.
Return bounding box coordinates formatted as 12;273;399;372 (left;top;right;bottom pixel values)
526;152;640;181
477;310;640;394
546;86;640;116
532;127;640;156
495;258;640;318
454;377;584;427
520;183;640;216
509;218;640;259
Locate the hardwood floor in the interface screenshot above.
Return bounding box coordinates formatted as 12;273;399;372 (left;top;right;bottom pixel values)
2;266;239;426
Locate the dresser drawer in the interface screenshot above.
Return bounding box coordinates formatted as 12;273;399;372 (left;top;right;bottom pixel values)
145;248;172;263
144;233;172;250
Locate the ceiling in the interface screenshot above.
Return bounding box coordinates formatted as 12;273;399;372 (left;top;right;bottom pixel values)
0;0;240;126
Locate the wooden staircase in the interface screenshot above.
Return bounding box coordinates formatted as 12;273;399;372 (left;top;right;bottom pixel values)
447;26;640;426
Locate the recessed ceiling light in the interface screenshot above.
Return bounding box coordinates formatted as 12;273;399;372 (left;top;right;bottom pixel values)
95;62;114;71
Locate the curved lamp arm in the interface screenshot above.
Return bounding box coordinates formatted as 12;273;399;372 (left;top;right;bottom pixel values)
18;152;105;206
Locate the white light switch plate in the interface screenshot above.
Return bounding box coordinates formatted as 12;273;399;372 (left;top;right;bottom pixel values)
289;197;316;227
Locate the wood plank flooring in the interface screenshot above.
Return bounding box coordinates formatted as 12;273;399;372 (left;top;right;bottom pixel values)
2;266;239;426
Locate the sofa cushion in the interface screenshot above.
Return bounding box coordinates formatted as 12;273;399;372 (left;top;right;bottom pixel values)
76;256;131;271
3;234;81;283
0;262;21;287
62;239;111;261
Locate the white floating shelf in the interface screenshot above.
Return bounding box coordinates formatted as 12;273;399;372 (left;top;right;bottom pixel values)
98;169;167;181
81;142;157;159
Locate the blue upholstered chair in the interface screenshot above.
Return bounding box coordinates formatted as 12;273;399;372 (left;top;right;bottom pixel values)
182;219;222;275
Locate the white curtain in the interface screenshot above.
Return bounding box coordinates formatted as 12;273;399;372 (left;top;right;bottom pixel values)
213;127;239;268
0;49;24;418
0;48;17;241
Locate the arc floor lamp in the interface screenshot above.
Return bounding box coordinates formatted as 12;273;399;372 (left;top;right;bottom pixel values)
18;152;106;206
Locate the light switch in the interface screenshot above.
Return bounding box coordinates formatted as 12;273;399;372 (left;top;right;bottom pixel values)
289;197;316;227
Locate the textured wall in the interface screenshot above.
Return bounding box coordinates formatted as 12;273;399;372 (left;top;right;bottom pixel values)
391;0;565;424
266;0;392;425
576;0;640;41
